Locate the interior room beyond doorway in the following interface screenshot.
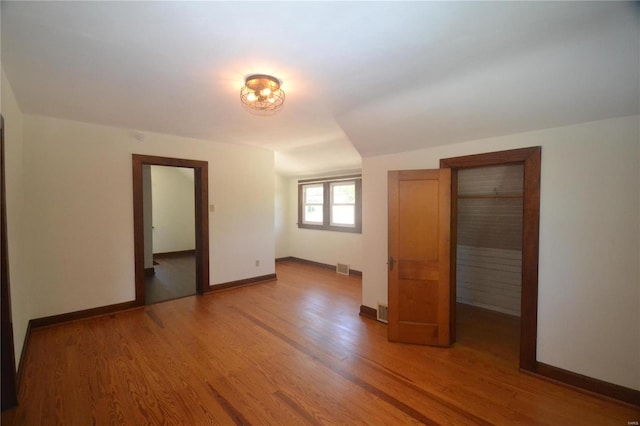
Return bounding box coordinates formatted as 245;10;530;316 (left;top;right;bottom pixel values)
143;165;196;304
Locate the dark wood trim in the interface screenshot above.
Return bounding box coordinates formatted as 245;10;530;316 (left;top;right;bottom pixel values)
208;274;277;293
285;257;362;277
30;300;141;329
529;363;640;408
153;249;196;258
1;114;18;411
291;257;335;271
349;269;363;278
15;321;32;394
520;149;541;371
275;256;294;263
449;169;458;343
132;155;209;303
132;157;145;305
440;146;541;372
359;305;378;321
195;164;210;293
441;147;541;168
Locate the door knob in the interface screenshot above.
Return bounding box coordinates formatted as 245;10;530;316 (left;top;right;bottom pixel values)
388;256;395;271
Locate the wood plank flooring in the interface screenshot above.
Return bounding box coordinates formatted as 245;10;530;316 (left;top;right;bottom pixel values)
145;253;196;305
3;261;638;425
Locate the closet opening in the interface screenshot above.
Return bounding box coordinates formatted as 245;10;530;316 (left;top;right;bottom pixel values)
441;146;541;372
455;164;523;366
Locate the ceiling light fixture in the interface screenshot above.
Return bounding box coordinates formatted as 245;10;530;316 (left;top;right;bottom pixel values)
240;74;285;115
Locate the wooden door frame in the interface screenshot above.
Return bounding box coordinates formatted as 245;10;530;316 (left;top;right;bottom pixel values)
440;146;541;372
1;115;18;410
132;154;210;305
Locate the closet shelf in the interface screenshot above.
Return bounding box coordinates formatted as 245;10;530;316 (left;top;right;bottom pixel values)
458;194;523;200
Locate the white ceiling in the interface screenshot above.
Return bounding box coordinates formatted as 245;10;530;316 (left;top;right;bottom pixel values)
2;1;638;176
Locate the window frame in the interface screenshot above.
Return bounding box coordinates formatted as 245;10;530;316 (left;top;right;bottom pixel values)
301;183;324;225
297;175;362;234
329;181;356;228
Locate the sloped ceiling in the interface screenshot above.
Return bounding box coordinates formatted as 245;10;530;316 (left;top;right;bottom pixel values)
2;1;638;176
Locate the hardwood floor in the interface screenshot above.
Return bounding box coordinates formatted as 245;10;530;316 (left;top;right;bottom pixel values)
3;261;637;425
456;302;521;368
145;253;196;304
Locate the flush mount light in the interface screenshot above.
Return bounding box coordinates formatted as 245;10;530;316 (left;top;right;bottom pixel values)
240;74;285;115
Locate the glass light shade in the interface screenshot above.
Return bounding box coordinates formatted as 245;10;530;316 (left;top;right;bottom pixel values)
240;74;285;115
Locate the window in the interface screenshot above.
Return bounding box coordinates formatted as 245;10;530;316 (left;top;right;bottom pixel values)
330;181;356;227
298;176;362;233
302;184;324;225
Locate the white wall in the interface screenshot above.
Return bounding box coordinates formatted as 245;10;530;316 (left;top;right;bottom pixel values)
1;70;31;364
275;173;363;271
362;116;639;391
287;177;363;271
274;173;290;259
457;246;522;316
20;114;275;319
151;166;195;254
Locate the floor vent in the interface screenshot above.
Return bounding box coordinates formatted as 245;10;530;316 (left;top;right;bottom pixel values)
377;303;389;323
336;263;350;275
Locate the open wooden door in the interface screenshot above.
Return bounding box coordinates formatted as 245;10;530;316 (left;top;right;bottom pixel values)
388;169;452;346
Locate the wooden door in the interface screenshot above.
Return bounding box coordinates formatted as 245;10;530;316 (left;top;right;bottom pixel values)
388;169;452;346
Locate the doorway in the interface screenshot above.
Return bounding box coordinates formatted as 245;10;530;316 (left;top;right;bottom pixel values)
132;155;210;306
455;163;524;366
144;165;197;304
441;147;541;371
1;115;18;410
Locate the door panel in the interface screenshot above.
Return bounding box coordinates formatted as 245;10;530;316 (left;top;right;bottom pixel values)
388;169;452;346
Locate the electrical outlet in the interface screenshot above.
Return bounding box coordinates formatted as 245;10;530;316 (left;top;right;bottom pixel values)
255;260;260;267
